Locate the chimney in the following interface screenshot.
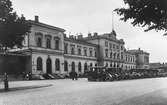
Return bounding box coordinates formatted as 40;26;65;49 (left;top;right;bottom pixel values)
35;16;39;22
74;36;77;40
69;35;73;39
94;32;98;36
64;34;67;38
77;35;83;39
138;48;141;51
88;33;92;37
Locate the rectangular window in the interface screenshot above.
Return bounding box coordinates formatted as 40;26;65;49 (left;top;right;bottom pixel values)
64;43;68;54
84;48;87;56
55;40;59;50
71;47;75;55
89;48;93;57
70;45;75;55
109;43;112;49
46;38;51;48
105;49;108;57
78;48;81;55
37;37;42;47
105;41;108;47
121;46;123;50
94;49;97;57
117;45;119;50
113;44;115;49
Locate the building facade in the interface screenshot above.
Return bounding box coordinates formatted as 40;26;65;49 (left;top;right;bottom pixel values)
10;16;150;75
127;49;150;69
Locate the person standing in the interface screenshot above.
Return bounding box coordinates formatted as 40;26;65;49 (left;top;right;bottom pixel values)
4;72;9;91
74;71;78;80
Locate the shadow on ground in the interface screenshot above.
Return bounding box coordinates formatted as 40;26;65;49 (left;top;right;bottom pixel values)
0;84;52;93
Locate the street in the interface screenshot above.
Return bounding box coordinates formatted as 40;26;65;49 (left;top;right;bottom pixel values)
1;78;167;105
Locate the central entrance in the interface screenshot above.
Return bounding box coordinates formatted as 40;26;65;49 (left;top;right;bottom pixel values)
46;58;52;74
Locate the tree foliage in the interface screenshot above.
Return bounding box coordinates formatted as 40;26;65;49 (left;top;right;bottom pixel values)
0;0;31;51
115;0;167;33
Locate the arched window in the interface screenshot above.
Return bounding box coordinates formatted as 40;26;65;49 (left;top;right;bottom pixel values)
117;64;119;68
78;62;81;72
110;63;112;67
84;63;88;72
64;61;68;72
37;57;42;71
90;63;93;67
71;62;75;71
55;59;60;71
113;63;116;68
46;58;52;74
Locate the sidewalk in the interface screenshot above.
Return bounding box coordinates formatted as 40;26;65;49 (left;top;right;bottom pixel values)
0;80;52;92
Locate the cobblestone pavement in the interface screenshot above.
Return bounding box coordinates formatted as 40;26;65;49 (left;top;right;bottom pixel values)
1;78;167;105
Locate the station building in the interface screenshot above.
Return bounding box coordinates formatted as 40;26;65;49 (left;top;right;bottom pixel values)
6;16;149;75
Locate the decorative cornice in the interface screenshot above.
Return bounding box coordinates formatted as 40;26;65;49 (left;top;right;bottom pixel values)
29;20;65;32
64;54;97;61
64;38;98;47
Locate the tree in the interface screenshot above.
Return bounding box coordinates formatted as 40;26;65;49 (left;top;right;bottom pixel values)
115;0;167;34
0;0;31;51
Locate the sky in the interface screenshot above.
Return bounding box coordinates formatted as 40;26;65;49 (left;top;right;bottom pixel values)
12;0;167;63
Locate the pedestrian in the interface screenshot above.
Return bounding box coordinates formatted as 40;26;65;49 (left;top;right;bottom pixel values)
4;72;9;91
74;71;78;80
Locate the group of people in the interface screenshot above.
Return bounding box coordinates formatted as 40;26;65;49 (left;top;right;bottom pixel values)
69;71;78;80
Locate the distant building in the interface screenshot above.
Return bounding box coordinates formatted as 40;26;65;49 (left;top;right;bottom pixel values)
150;62;167;69
4;16;150;75
123;50;136;70
127;48;150;69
